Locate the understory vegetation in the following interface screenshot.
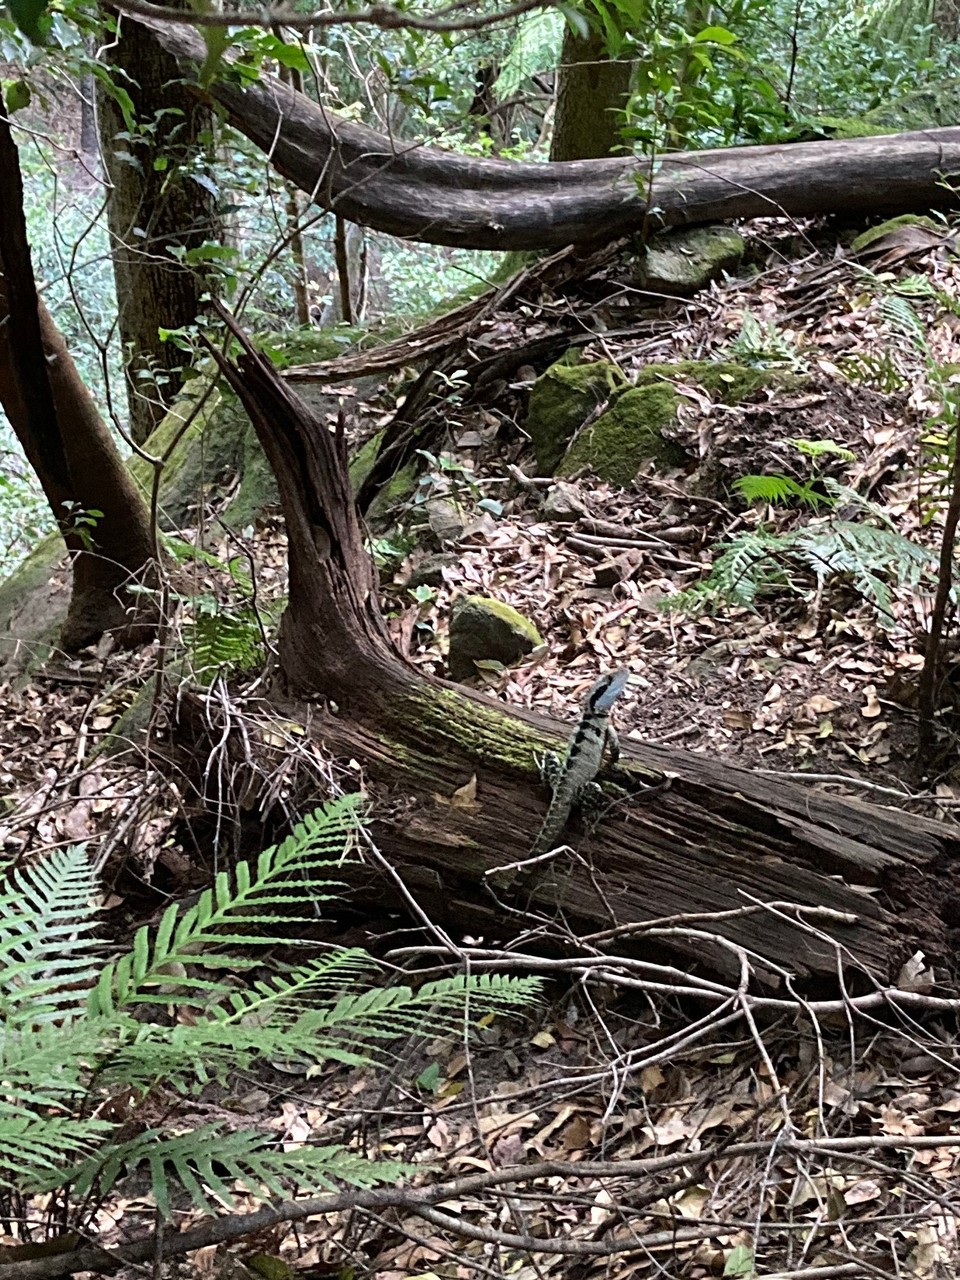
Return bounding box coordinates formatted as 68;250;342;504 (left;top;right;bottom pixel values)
4;0;960;1274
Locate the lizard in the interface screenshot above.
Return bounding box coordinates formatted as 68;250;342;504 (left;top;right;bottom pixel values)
510;667;631;901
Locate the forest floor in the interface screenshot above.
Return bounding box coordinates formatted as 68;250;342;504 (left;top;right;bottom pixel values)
5;216;960;1277
374;219;960;813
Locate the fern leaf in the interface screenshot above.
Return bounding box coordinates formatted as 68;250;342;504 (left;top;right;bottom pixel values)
494;7;564;99
67;1125;411;1217
734;474;802;504
93;797;364;1013
0;843;102;1025
0;1112;111;1191
880;292;927;351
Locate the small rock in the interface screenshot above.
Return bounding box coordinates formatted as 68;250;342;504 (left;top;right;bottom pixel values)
424;496;466;545
404;553;459;590
541;481;589;522
448;595;542;682
636;225;745;296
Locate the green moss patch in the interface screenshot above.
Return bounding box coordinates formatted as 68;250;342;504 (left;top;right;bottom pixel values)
558;360;801;488
525;356;627;475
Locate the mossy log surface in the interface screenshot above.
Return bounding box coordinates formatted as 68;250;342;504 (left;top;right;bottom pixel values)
260;676;948;986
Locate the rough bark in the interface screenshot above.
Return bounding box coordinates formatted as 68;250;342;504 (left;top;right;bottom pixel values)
205;309;960;990
99;9;222;443
0;110;157;650
550;25;633;161
131;13;960;251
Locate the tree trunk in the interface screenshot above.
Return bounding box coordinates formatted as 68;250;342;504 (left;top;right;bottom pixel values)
550;24;633;161
204;309;960;990
0;110;157;650
133;14;960;252
98;8;222;443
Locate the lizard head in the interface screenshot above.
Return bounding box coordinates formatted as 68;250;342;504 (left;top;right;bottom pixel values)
585;667;630;713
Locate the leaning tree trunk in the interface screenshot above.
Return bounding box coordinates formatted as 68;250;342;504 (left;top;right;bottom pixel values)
0;111;157;651
132;13;960;251
206;308;960;990
99;8;223;443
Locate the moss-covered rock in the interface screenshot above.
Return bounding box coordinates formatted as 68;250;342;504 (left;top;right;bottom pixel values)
558;383;687;486
525;356;627;475
851;214;942;256
637;226;745;296
448;595;542;682
558;360;798;488
0;534;70;676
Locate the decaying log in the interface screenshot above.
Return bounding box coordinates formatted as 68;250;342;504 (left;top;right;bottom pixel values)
127;11;960;251
201;306;960;990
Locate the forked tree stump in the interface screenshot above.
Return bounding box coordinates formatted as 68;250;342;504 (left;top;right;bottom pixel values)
203;310;960;989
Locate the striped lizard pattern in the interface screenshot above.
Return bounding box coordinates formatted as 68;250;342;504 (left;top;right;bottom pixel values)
529;667;630;857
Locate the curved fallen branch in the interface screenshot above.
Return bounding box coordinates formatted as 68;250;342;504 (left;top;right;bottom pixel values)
15;1135;960;1277
130;13;960;250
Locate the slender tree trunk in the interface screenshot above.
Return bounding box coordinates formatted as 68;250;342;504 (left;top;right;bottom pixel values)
286;186;311;327
334;216;355;325
0;109;157;650
550;24;633;161
98;8;223;443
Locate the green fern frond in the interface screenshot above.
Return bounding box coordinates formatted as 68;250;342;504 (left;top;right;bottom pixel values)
0;842;102;1025
0;1112;112;1191
187;607;268;682
494;7;564;99
880;291;927;351
726;310;803;369
789;438;857;464
1;801;543;1231
0;1019;119;1110
286;972;543;1062
220;950;380;1020
92;796;363;1014
734;474;803;504
670;515;933;625
733;473;830;509
67;1125;413;1218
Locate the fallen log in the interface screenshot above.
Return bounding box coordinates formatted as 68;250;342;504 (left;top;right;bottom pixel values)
128;11;960;250
198;306;960;990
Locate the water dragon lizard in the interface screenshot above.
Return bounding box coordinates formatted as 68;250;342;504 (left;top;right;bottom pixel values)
510;668;631;901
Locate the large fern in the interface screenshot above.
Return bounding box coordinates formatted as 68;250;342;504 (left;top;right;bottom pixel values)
671;512;934;624
0;797;542;1240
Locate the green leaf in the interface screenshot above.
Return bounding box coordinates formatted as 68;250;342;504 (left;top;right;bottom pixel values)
416;1062;442;1093
723;1243;755;1276
693;24;738;43
7;0;48;42
198;23;229;88
4;79;31;112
